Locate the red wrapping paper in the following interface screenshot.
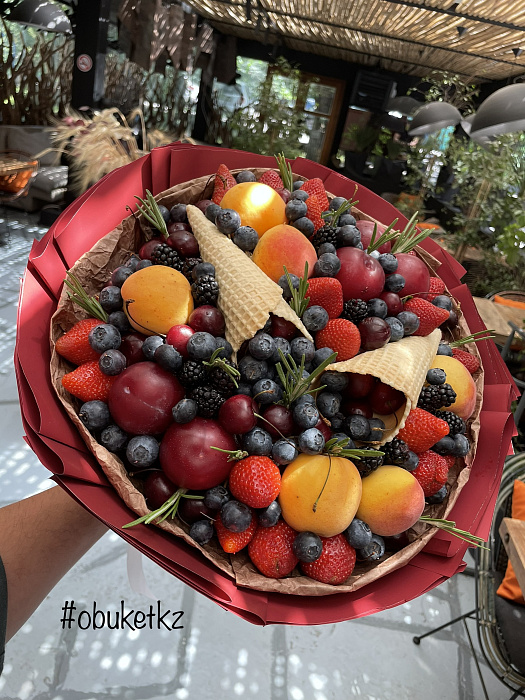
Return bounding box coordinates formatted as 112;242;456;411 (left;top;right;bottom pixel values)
15;143;515;625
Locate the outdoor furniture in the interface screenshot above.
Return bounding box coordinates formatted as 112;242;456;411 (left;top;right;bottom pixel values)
499;518;525;595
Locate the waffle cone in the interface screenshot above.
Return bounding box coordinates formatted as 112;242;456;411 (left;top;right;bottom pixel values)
326;329;441;443
186;205;311;353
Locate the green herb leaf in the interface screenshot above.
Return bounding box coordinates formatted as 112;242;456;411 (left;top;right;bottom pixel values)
284;262;310;318
135;189;169;240
277;348;337;408
64;271;108;322
275;152;294;192
450;330;495;347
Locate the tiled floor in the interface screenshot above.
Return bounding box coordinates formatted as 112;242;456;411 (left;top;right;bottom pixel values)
0;210;516;700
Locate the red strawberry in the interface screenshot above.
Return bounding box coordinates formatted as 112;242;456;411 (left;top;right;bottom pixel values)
397;407;449;453
452;347;480;374
55;318;102;366
305;193;324;232
300;534;356;585
228;456;281;509
426;277;446;301
258;170;284;191
211;164;236;204
403;297;449;336
442;454;456;470
315;319;361;362
62;360;117;402
248;519;298;578
215;511;257;554
412;450;450;497
300;178;329;212
306;277;344;319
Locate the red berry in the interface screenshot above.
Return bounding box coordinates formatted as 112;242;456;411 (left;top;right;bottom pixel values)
403;297;450;337
248;520;298;578
427;277;446;301
306;277;344;319
229;456;281;508
397;408;449;453
452;348;480;374
412;450;450;497
301;534;356;585
258;170;284;191
300;178;330;212
55;318;102;366
215;511;257;553
62;360;117;402
316;319;361;362
211;164;236;204
305;194;324;233
219;395;258;434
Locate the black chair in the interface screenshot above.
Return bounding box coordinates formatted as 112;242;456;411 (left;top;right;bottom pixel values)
500;322;525;428
413;454;525;700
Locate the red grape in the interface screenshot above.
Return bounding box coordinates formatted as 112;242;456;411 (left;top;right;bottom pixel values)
379;291;403;316
271;314;297;340
359;317;391;350
143;471;177;509
344;372;375;399
219;395;258;434
188;305;225;336
178;492;216;523
368;382;405;414
119;332;146;365
138;240;162;261
165;324;194;358
167;221;191;234
341;400;373;419
260;405;295;438
167;231;199;257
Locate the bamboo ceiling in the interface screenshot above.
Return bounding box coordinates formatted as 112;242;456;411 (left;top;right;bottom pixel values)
186;0;525;82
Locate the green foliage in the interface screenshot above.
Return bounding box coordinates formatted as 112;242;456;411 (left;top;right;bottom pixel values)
462;251;525;299
408;70;479;112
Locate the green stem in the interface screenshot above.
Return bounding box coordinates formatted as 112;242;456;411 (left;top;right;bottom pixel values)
135;190;169;240
64;272;108;322
122;487;192;528
450;330;496;347
419;516;489;549
209;446;248;461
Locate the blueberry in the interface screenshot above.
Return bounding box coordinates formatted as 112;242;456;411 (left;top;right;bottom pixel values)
187;332;216;361
189;519;214;545
271;439;298;466
290;337;315;363
367;298;388;319
172;398;198;423
292;180;305;191
426;485;447;505
88;324;121;352
332;432;355;449
107;310;131;334
285;199;308;221
157;205;171;223
432;435;456;455
99;348;127;375
293;531;323;562
452;433;470;457
358;534;385;561
427;368;447;385
99;285;123;313
330;413;345;431
432;295;452;311
344;518;372;549
220;500;253;532
79;400;111;431
329;196;346;211
99;424;128;452
215;208;241;235
136;259;153;270
313;346;335;368
242;427;273;456
317;242;337;256
377;253;398;274
236;383;253;396
204;485;230;509
369;250;380;259
239;355;269;383
302;305;329;333
437;342;453;356
278;273;300;300
337;224;361;247
111;265;134;287
384;274;406;293
316;391;341;419
257;500;281;527
126;435;159;467
253;378;283;405
292;394;316;409
192;261;215;280
233;225;259;251
402;450;419;471
236;170;256;183
365;417;386;442
338;213;357;227
385;316;404;342
170;203;187;223
320;370;348;393
355;241;364;250
154;343;183;372
142;335;164;360
292;217;315;237
205;203;222;223
249;332;275;360
397;311;420;336
293;402;319;430
214;337;233;359
271;337;291;364
344;414;370;441
291;189;309;201
298;428;325;455
313;253;341;277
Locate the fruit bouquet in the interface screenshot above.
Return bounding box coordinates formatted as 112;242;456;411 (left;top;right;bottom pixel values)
17;144;517;623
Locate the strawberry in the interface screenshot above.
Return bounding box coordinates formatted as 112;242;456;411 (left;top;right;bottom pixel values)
397;407;449;453
248;519;298;578
215;511;257;554
442;454;456;470
55;318;102;366
426;277;446;301
300;178;330;212
258;170;284;191
452;347;480;374
62;360;117;402
403;297;449;336
228;456;281;508
305;193;324;232
412;450;450;497
306;277;344;319
300;534;356;585
315;319;361;362
211;164;236;204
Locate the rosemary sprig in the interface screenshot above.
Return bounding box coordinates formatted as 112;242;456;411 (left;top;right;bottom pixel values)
365;218;399;254
64;271;108;321
276;349;337;408
284;262;310;317
450;330;495;347
122;488;203;528
321;186;360;227
390;212;432;254
135;190;169;240
203;348;240;388
275;152;294;192
323;436;384;461
420;516;489;549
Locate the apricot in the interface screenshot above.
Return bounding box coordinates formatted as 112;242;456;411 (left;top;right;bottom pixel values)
121;266;193;336
429;355;477;420
279;454;362;537
356;465;425;537
252;224;318;283
220;182;286;237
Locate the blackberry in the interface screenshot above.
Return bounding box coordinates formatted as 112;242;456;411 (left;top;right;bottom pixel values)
356;447;384;478
417;384;441;411
436;383;457;409
342;298;368;324
382;437;410;466
182;256;202;282
191;274;219;306
190;385;226;418
311;225;338;251
151;243;183;270
434;410;466;435
209;360;237;397
178;360;206;388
